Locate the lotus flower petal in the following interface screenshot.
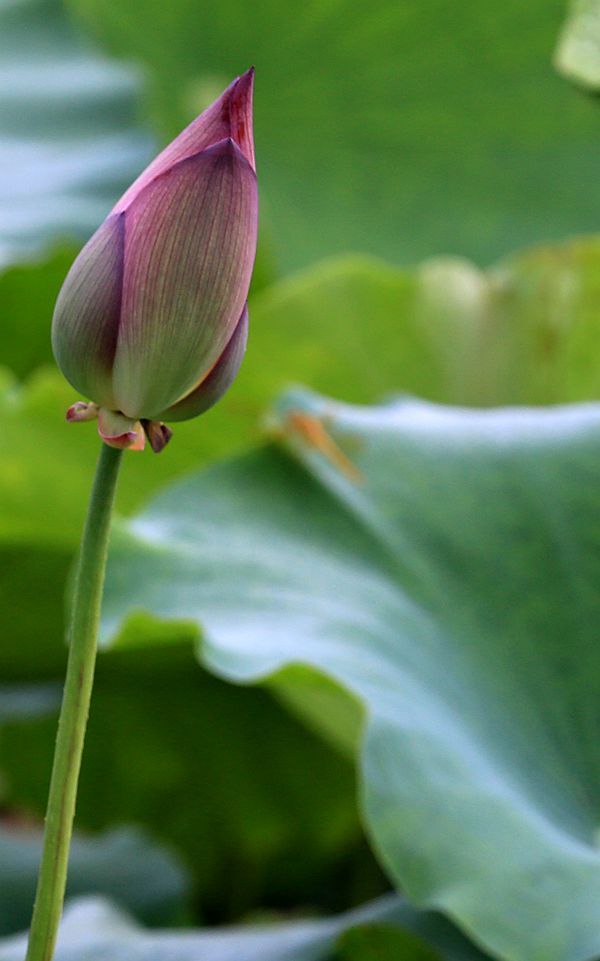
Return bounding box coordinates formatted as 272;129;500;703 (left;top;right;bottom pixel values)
160;303;248;422
112;139;257;419
97;408;145;451
51;214;124;411
114;68;255;215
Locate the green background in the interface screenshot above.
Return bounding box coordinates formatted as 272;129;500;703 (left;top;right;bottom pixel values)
2;0;600;958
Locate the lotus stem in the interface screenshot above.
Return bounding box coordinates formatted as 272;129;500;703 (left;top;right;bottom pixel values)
25;443;123;961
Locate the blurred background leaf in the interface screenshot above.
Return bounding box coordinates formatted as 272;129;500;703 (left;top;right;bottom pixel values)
0;894;489;961
0;0;153;270
336;924;442;961
0;643;385;923
555;0;600;89
0;368;237;551
64;0;600;272
7;237;600;543
0;684;58;722
6;0;599;279
100;389;600;961
0;824;189;933
0;247;77;379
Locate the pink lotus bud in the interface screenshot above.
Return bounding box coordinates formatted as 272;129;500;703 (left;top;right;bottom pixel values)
52;69;257;452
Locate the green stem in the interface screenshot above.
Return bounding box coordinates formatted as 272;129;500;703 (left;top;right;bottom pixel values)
25;443;123;961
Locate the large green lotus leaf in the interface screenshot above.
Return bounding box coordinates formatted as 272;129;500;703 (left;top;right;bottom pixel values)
103;389;600;961
0;358;381;913
0;641;380;922
555;1;600;89
0;894;487;961
70;0;600;271
0;0;152;269
0;824;189;933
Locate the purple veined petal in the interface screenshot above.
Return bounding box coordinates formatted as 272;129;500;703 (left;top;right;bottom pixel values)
51;214;124;411
113;68;255;214
97;408;145;451
112;138;258;420
159;303;248;422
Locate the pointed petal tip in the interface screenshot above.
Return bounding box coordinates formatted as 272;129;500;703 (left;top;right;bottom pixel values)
224;68;255;170
226;66;254;102
112;70;256;214
235;66;255;89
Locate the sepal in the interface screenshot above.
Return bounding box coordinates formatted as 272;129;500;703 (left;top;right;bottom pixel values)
66;401;99;423
141;419;173;453
97;409;146;451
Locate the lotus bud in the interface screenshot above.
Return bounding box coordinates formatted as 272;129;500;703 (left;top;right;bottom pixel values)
52;68;258;452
